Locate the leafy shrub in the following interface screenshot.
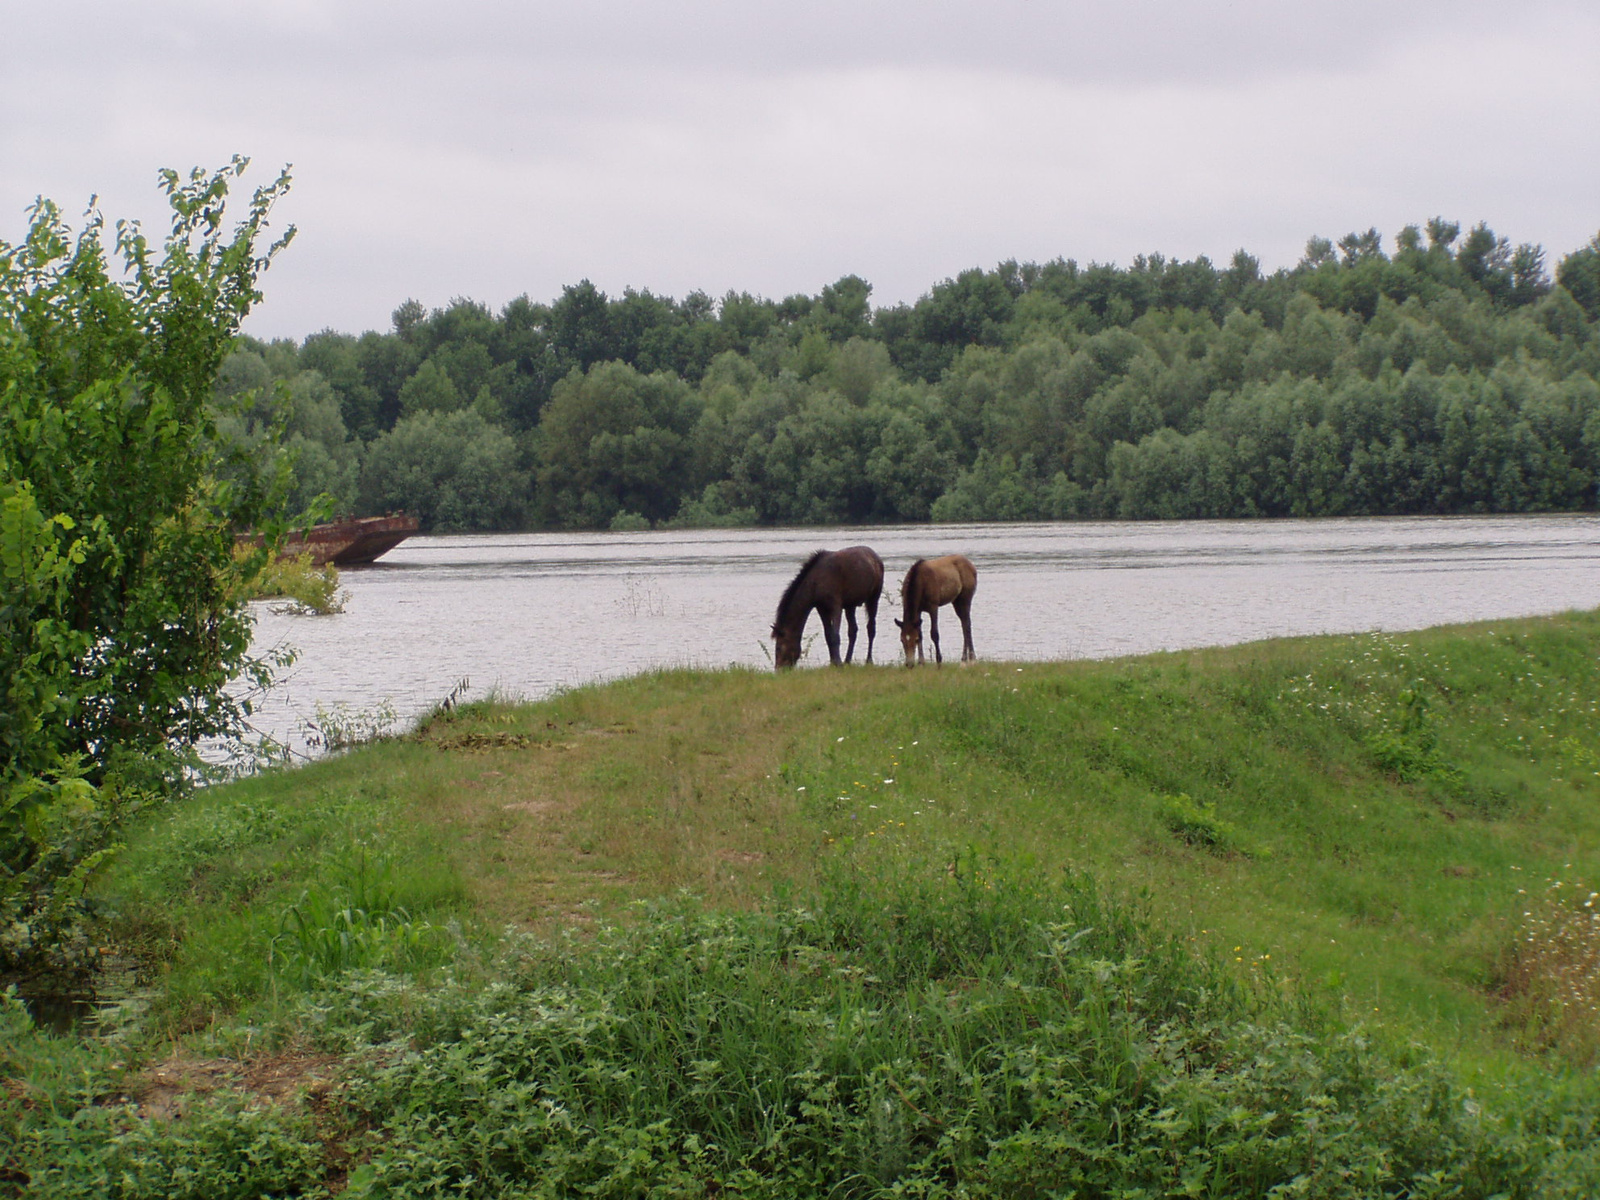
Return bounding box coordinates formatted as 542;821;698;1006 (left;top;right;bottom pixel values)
1365;683;1459;784
0;769;137;975
21;1095;328;1200
236;549;344;615
607;509;651;531
1155;791;1265;858
0;159;294;785
0;160;293;970
666;482;759;528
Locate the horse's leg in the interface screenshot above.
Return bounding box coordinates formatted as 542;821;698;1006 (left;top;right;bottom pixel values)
928;606;943;665
864;593;878;664
954;593;975;661
844;605;859;664
822;604;844;666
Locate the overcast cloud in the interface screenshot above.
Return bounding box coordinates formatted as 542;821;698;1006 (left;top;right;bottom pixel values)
4;1;1597;339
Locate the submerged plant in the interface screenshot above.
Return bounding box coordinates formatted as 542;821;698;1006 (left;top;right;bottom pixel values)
236;548;345;615
300;700;397;754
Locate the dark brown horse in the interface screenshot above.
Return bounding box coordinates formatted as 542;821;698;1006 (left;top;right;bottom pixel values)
771;546;884;669
894;554;977;666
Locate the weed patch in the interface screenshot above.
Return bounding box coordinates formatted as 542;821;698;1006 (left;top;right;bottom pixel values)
23;864;1586;1198
1500;875;1600;1064
1155;791;1267;858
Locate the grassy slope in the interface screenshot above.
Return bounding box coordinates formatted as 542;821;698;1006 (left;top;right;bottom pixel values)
112;608;1600;1070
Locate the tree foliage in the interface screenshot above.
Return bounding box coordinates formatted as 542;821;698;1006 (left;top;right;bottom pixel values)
211;221;1600;532
0;159;293;967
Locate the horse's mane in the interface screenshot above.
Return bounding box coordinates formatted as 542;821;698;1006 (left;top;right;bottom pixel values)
902;558;928;612
775;550;830;624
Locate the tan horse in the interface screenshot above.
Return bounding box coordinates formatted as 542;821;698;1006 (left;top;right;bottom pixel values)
771;546;884;669
893;555;977;666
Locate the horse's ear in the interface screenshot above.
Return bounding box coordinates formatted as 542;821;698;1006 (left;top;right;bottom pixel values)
771;624;781;638
893;618;903;629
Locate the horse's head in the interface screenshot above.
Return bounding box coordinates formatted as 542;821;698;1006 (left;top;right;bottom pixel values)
772;624;802;670
893;617;921;667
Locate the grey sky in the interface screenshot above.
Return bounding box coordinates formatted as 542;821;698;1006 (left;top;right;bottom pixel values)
5;1;1597;340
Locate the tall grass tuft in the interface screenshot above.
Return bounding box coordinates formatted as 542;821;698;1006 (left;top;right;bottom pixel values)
266;853;455;990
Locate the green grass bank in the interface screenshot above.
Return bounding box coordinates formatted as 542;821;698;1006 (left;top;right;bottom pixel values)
5;610;1600;1196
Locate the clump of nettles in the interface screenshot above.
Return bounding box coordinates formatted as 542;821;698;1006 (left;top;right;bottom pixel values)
1503;876;1600;1062
1155;792;1268;858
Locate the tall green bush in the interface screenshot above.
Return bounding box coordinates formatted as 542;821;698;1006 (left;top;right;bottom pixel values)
0;158;292;968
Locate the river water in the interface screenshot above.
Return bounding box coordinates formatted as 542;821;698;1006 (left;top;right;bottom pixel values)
243;515;1600;760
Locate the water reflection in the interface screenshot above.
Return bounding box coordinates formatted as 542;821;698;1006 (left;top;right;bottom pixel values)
244;515;1600;759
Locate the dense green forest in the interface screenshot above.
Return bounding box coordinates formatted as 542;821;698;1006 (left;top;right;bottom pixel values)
223;220;1600;530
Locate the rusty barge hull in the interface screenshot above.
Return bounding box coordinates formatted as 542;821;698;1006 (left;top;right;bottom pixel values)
248;515;420;566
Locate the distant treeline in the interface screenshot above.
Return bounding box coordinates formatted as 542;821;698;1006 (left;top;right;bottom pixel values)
219;220;1600;530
